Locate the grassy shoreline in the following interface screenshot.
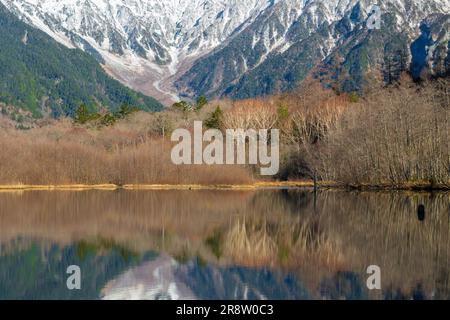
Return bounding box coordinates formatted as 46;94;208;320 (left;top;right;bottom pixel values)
0;79;447;192
0;181;448;192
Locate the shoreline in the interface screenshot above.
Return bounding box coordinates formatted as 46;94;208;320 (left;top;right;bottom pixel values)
0;181;448;192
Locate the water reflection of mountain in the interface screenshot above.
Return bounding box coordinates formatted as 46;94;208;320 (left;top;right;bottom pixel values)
175;260;309;300
0;241;155;300
101;255;197;300
0;242;447;300
101;254;309;300
0;243;309;300
0;190;449;300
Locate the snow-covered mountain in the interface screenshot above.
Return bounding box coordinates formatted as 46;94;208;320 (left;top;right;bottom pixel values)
0;0;277;103
175;0;450;99
1;0;449;103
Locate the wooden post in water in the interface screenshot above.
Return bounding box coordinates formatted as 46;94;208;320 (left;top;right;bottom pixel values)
313;171;318;194
418;204;425;221
313;171;318;213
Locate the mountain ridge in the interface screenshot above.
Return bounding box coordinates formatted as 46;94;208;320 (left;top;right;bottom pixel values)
0;3;162;119
2;0;449;102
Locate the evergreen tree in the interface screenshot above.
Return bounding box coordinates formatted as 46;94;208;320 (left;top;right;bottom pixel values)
195;96;208;110
205;106;223;129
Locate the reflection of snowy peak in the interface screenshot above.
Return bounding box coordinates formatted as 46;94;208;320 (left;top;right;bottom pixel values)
101;255;308;300
1;0;449;103
101;255;197;300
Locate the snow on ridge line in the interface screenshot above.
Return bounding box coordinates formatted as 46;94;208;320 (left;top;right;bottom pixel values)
1;0;448;103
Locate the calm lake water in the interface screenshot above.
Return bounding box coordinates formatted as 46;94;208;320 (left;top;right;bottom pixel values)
0;189;449;300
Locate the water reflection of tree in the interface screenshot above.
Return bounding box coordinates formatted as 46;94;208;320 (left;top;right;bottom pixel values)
0;189;448;299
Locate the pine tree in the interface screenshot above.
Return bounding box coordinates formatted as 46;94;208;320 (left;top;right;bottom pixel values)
205;106;223;129
195;96;208;111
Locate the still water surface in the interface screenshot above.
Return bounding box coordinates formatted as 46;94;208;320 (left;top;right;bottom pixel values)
0;189;449;300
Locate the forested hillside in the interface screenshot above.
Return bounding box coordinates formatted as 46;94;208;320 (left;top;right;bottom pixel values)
0;4;162;118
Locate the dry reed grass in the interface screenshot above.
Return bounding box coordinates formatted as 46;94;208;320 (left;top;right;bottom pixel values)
0;115;252;185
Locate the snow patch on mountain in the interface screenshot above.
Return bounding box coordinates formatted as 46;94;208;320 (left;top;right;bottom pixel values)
1;0;279;103
1;0;449;103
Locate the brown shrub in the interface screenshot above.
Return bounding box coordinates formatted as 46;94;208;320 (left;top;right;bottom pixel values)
311;79;450;186
0;116;252;185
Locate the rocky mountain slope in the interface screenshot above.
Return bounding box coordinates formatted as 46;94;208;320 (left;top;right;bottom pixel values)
2;0;449;103
0;3;162;118
176;0;450;98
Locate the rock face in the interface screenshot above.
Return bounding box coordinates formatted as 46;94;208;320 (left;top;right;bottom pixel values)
2;0;449;102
